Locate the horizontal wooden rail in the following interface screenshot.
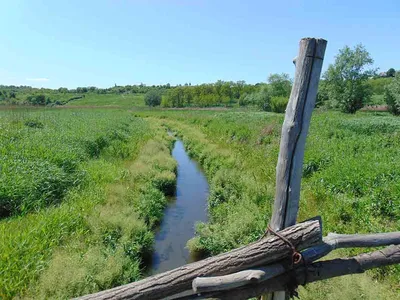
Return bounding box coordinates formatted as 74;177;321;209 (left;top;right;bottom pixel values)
195;245;400;300
192;231;400;294
76;220;321;300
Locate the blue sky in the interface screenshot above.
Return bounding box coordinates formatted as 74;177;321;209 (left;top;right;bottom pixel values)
1;0;399;89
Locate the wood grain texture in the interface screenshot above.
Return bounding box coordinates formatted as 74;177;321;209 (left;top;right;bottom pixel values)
271;37;327;232
76;221;321;300
268;37;327;300
302;231;400;263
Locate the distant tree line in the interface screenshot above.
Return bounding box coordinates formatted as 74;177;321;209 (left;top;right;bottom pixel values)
160;81;257;107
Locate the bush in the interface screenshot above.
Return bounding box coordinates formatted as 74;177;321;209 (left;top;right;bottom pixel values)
270;96;288;113
384;74;400;115
26;94;47;105
144;90;162;107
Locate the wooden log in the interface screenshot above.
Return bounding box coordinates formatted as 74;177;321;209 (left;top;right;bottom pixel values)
193;245;400;300
268;37;327;300
76;220;321;300
303;231;400;263
271;37;328;232
192;263;285;294
191;231;400;294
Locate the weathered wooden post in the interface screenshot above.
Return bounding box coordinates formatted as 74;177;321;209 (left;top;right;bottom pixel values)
265;37;327;300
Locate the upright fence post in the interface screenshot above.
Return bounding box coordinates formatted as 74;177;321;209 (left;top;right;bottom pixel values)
265;37;327;300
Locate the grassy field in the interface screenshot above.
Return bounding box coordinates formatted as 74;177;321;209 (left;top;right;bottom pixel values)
64;93;145;107
0;108;176;298
0;91;145;108
0;106;399;299
139;109;400;299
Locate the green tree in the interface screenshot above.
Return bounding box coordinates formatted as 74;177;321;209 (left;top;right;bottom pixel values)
268;73;292;97
384;74;400;115
324;44;375;113
144;90;162;107
387;68;396;77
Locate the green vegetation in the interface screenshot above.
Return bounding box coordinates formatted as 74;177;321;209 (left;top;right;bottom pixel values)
368;77;393;95
144;90;162;107
323;44;375;113
138;109;399;299
238;74;291;112
0;109;176;299
64;93;145;107
161;81;257;107
387;68;396;78
270;96;289;113
1;103;399;299
0;44;399;299
384;74;400;115
0;109;140;217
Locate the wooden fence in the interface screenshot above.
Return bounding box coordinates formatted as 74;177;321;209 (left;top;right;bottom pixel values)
77;38;400;300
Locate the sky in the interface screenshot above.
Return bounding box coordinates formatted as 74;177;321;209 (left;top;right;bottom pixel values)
0;0;399;89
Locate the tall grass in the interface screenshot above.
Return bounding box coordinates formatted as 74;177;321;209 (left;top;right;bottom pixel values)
0;109;177;299
28;132;176;299
0;109;143;217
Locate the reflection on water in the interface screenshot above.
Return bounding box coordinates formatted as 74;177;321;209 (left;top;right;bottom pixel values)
151;140;209;274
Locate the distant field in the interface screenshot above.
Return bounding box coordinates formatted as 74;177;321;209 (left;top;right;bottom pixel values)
65;93;145;107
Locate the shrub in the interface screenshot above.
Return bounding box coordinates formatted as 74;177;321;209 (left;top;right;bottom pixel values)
144;90;162;107
384;74;400;115
270;96;288;113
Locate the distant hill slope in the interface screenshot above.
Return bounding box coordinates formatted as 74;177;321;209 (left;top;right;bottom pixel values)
65;93;145;107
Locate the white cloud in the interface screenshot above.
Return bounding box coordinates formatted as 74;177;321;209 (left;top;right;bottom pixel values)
26;77;49;82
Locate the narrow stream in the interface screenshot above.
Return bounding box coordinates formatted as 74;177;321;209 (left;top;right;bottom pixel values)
151;139;209;274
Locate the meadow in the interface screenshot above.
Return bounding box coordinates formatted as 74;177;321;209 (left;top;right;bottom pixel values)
0;108;176;298
64;93;145;108
0;103;399;299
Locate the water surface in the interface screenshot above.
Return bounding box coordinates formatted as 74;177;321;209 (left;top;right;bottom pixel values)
151;140;209;274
